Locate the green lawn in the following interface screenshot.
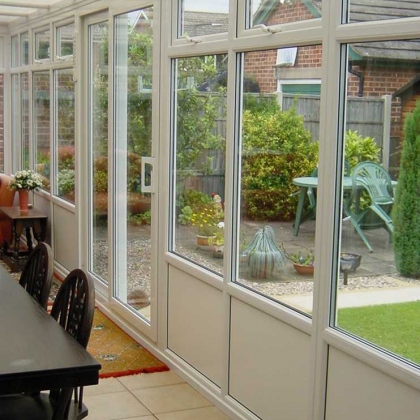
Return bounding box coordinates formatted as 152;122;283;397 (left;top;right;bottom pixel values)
337;301;420;364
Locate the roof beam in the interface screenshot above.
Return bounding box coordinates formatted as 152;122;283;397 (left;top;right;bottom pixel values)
0;2;50;9
0;10;33;16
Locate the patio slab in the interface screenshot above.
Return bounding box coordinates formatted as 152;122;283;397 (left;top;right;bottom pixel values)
280;284;420;313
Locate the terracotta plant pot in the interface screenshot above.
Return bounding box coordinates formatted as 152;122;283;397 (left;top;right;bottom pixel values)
293;262;314;276
196;235;216;246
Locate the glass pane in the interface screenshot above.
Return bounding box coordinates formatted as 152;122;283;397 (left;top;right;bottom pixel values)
21;73;29;169
11;35;18;68
35;29;50;61
55;69;75;202
248;0;321;30
334;39;420;366
57;23;74;57
20;32;29;65
89;21;109;284
236;47;321;316
11;74;19;172
172;55;227;276
114;7;154;320
178;0;228;38
346;1;420;24
33;71;51;193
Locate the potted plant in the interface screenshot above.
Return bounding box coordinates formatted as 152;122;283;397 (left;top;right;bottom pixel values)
211;221;224;258
245;226;286;279
9;170;43;214
283;246;315;276
182;193;224;246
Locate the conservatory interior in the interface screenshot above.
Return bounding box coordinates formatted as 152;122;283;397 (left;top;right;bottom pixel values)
1;0;420;419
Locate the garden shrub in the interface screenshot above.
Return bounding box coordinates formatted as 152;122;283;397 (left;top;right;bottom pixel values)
392;100;420;278
345;130;380;170
241;105;318;220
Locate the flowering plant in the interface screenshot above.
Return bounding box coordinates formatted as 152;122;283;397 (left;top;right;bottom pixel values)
9;170;43;191
190;194;224;237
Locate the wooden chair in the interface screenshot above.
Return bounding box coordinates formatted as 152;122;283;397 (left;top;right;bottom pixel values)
0;269;95;420
19;242;53;309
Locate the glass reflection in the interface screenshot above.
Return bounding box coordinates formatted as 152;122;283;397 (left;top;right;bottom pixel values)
335;40;420;367
172;55;227;276
237;47;321;316
248;0;321;30
179;0;228;37
33;71;50;192
89;21;109;285
346;1;420;24
55;69;75;202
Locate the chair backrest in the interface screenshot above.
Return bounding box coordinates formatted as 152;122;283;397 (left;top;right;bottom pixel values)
49;269;95;419
19;242;53;309
352;161;394;205
50;268;95;349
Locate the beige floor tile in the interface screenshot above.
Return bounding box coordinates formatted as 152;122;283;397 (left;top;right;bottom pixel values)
84;390;152;420
133;383;212;414
119;417;157;420
156;406;231;420
83;377;126;396
118;371;185;390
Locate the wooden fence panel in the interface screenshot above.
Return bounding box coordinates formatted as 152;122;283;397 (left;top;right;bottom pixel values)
282;94;386;148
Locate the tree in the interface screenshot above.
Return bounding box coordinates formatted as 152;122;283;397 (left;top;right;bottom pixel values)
392;100;420;278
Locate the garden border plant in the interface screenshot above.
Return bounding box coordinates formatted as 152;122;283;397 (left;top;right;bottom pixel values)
392;99;420;278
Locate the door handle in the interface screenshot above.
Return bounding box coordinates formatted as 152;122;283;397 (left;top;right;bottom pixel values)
141;157;155;193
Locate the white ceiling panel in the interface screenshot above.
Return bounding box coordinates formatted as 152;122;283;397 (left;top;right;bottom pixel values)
0;0;63;24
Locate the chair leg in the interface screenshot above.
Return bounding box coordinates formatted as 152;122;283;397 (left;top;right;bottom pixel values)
350;216;373;252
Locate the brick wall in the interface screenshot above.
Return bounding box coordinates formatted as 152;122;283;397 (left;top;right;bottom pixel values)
245;1;316;93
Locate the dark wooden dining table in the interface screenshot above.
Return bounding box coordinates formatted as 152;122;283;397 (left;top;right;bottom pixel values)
0;266;101;395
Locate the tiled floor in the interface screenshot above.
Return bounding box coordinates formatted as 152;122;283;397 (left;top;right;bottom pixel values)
83;370;232;420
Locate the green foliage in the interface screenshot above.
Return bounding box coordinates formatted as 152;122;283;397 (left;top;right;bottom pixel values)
241;104;318;220
243;94;279;114
57;169;75;196
176;56;226;184
283;246;315;266
345;130;380;170
128;210;151;225
392;100;420;278
178;190;224;236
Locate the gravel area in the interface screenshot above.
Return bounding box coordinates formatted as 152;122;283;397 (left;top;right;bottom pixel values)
88;239;420;301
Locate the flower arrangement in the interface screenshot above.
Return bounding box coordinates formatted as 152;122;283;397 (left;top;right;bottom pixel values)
9;170;43;191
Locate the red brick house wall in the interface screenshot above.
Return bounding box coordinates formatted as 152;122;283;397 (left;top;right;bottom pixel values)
245;1;316;93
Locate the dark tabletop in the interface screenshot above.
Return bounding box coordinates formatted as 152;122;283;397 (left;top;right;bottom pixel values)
0;266;101;394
